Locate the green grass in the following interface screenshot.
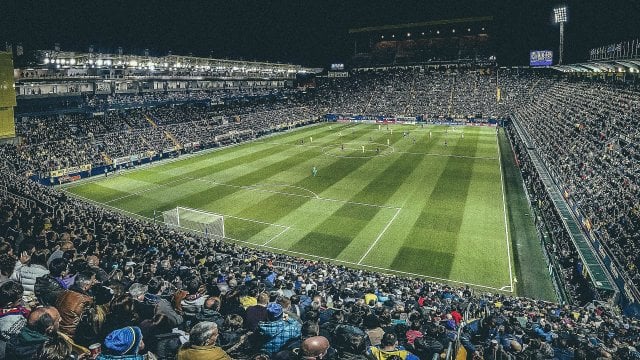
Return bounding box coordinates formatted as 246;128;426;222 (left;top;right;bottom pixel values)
498;130;557;301
65;123;516;292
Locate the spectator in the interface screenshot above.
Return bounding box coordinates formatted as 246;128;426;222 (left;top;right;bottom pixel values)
257;302;302;355
34;334;74;360
195;296;224;328
55;270;96;339
11;248;50;302
98;326;153;360
176;321;230;360
34;258;69;306
367;332;419;360
0;254;15;285
245;292;270;331
137;277;183;327
218;314;252;359
6;307;60;358
0;281;30;348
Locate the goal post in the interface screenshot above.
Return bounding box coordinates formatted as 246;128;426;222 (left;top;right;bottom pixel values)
161;206;225;240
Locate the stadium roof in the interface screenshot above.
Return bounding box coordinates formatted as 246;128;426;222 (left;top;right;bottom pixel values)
552;58;640;73
34;50;321;74
348;16;493;34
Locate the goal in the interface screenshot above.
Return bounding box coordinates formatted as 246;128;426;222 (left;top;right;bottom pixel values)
162;206;225;240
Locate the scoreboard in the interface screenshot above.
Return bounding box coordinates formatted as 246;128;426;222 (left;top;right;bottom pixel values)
0;52;16;139
530;50;553;67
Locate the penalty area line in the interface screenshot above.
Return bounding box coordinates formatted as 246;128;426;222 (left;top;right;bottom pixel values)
262;226;292;246
358;207;402;264
103;177;189;204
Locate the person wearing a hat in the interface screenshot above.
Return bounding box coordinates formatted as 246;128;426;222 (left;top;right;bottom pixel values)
257;302;302;355
97;326;155;359
176;321;230;360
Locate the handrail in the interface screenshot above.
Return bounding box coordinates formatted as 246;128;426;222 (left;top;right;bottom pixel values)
445;341;453;360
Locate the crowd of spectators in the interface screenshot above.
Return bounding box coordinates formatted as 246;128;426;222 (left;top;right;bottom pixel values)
13;94;322;175
508;79;640;293
2;69;640;359
313;69;509;119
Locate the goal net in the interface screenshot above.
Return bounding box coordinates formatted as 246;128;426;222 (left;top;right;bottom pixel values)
162;207;225;240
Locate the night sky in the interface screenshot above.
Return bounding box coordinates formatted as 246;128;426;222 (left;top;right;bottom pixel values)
1;0;638;67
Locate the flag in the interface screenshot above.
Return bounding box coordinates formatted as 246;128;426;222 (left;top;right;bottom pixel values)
16;43;23;56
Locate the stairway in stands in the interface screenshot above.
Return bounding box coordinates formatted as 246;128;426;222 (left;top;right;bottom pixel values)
164;130;182;150
144;113;182;150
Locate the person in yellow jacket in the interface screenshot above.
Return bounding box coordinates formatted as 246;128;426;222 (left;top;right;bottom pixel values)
367;333;419;360
177;321;231;360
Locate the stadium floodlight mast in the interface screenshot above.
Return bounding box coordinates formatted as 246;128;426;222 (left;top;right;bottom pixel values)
554;6;568;64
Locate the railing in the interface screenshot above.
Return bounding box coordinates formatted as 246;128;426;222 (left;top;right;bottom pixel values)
445;342;453;360
0;186;37;209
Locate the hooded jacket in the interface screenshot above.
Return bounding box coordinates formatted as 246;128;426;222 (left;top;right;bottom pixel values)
5;325;50;359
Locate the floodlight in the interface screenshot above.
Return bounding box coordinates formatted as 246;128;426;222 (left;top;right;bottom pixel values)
553;6;568;64
554;7;567;23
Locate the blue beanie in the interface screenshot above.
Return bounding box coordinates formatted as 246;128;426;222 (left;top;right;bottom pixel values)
104;326;142;355
267;302;283;320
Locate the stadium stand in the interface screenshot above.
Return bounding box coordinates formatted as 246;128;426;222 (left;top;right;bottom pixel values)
1;67;640;359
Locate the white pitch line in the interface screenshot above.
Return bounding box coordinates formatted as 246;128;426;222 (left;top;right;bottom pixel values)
397;151;498;160
253;183;320;199
262;226;291;246
251;242;508;292
497;132;515;291
186;176;400;210
358;207;402;264
254;140;326;149
223;214;289;228
258;139;496;161
104;177;188;204
64;192;154;222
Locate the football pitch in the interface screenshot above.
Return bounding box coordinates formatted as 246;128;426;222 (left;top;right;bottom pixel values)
64;123;515;292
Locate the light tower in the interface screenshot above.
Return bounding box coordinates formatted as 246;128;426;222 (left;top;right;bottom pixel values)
554;6;568;64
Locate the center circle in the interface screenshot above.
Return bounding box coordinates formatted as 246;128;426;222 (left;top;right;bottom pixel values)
322;142;394;158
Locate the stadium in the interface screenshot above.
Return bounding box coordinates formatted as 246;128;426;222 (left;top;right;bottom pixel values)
0;0;639;359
